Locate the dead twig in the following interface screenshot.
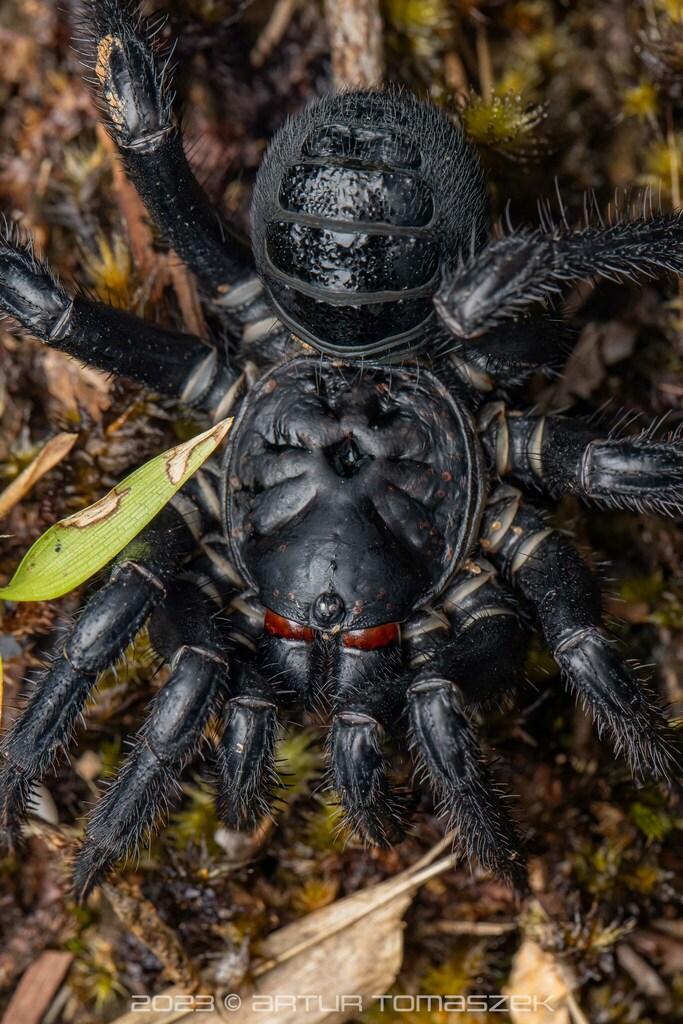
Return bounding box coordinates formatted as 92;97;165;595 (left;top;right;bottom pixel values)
103;880;200;989
1;951;74;1024
250;0;299;69
166;255;209;340
423;920;518;937
323;0;384;90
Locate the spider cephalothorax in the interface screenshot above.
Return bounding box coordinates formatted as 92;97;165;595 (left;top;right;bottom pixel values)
224;358;484;629
0;0;681;901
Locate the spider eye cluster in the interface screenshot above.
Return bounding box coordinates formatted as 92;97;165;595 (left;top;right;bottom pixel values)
251;91;490;359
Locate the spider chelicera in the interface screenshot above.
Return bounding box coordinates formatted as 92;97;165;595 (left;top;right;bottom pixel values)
0;0;681;901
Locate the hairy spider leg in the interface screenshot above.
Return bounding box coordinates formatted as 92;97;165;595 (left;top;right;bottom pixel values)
84;0;252;296
72;578;228;901
216;676;279;831
408;679;528;891
480;403;683;516
328;709;406;848
329;638;408;848
0;505;194;850
435;212;683;339
403;559;528;888
481;486;680;784
437;308;571;386
0;231;237;415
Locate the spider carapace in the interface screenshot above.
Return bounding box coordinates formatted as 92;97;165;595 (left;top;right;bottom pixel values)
0;0;681;900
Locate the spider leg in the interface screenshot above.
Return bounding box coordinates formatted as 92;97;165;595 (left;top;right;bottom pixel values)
83;0;252;295
215;669;279;832
408;677;527;889
0;506;193;849
329;711;405;849
72;579;228;901
0;230;236;414
403;559;528;887
441;309;570;387
179;590;279;831
481;403;683;516
404;557;527;709
329;642;407;848
481;486;681;784
435;212;683;339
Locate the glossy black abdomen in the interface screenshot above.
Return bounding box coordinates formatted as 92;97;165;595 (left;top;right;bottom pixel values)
251;91;489;358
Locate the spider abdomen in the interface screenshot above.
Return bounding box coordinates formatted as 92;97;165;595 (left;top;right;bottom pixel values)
279;162;434;225
251;91;490;357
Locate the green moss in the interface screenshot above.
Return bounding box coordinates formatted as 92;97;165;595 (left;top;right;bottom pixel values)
630;795;677;843
302;796;348;853
460;91;547;161
622;81;660;123
70;942;127;1013
167;780;222;852
361;942;493;1024
620;571;665;606
276;727;324;808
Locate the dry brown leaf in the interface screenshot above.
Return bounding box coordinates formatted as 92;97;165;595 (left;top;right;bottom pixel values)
504;939;570;1024
601;321;638;366
42;349;112;423
0;432;77;518
232;892;408;1024
109;839;456;1024
548;323;605;408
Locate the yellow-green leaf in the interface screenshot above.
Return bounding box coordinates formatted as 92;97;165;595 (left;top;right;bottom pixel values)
0;418;233;602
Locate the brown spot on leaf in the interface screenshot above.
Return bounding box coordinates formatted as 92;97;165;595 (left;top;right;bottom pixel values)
62;486;130;529
164;419;232;485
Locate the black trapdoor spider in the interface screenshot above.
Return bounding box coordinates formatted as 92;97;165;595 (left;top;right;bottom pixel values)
0;0;681;902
